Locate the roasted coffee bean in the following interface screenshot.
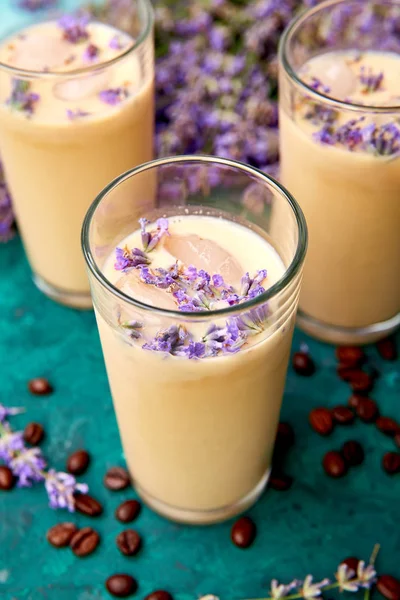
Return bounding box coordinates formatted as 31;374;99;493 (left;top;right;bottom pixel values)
349;371;374;394
144;591;173;600
67;450;90;475
336;346;365;367
341;441;365;466
116;529;141;556
376;338;398;362
382;452;400;475
337;364;358;382
309;408;334;436
47;522;78;548
323;451;347;478
28;377;53;395
348;394;363;409
106;574;138;598
104;466;130;491
275;422;295;451
23;422;44;445
74;493;103;517
356;398;379;423
376;575;400;600
269;472;293;491
70;527;100;557
231;516;256;549
341;557;360;573
332;406;355;425
376;417;399;437
115;499;141;523
395;433;400;450
292;352;315;376
0;465;14;490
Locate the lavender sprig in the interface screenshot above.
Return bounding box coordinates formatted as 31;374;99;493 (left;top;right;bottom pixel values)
7;79;40;116
314;118;400;156
83;43;99;62
139;217;170;252
58;13;90;44
0;403;25;423
115;246;151;271
66;108;90;121
359;67;384;93
99;88;129;106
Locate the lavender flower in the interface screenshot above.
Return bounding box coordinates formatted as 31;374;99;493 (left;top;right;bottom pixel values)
114;246;151;271
143;325;190;356
99;88;129;105
109;35;126;50
270;579;299;599
58;13;90;44
335;564;358;592
240;269;267;299
66;108;90;120
359;67;384;93
121;320;143;339
7;79;40;116
83;43;99;62
184;341;206;359
140;217;170;252
356;561;377;589
45;470;88;512
302;576;331;599
0;404;24;424
236;304;269;335
309;77;331;94
0;429;25;462
9;447;46;487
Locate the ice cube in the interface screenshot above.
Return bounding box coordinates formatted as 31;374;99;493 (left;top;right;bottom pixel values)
54;71;110;101
308;55;358;99
11;33;70;71
164;234;243;286
115;272;177;311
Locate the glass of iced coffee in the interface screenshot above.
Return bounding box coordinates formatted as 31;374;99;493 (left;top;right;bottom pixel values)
279;0;400;344
0;0;154;308
82;155;307;524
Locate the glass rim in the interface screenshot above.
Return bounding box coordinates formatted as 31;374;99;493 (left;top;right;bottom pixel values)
279;0;400;113
81;155;308;319
0;0;154;79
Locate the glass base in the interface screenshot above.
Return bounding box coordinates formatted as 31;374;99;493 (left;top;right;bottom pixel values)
134;468;271;525
33;273;93;310
297;309;400;346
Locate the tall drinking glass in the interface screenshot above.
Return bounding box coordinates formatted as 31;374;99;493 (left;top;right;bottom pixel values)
279;0;400;344
82;156;307;524
0;0;154;308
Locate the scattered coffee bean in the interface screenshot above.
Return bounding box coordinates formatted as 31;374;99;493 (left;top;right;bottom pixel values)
47;522;78;548
23;422;44;445
349;371;374;394
382;452;400;475
323;451;347;478
309;408;334;436
70;527;100;557
28;377;53;395
395;432;400;450
115;499;141;523
67;450;90;475
332;406;355;425
336;346;365;367
292;352;315;376
269;472;293;491
356;398;379;423
231;516;256;549
376;575;400;600
376;417;399;437
145;591;173;600
116;529;142;556
341;557;360;573
337;364;358;382
275;422;295;451
0;465;14;490
348;394;363;409
74;493;103;517
106;574;138;598
104;466;130;491
341;441;365;467
376;338;398;362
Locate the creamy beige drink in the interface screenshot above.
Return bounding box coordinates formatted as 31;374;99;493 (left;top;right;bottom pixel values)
93;214;298;523
0;12;154;307
280;49;400;344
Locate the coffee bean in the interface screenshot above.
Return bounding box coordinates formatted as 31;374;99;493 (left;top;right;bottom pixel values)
116;529;141;556
67;450;90;475
341;557;360;573
356;398;379;423
0;465;14;490
348;394;363;409
349;371;373;394
332;406;355;425
269;472;293;491
28;377;53;395
395;433;400;449
23;422;45;445
323;451;347;478
231;516;256;549
376;417;399;437
376;338;398;362
106;574;138;598
337;364;358;382
47;522;78;548
275;422;295;451
115;500;141;523
74;493;103;517
376;575;400;600
104;466;130;491
145;591;173;600
382;452;400;475
292;352;315;376
70;527;100;557
336;346;365;367
341;441;364;466
309;408;334;436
